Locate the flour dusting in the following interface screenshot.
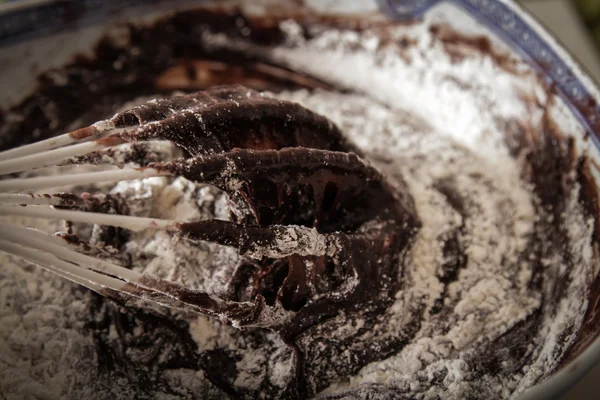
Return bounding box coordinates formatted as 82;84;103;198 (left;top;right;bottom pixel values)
0;8;598;400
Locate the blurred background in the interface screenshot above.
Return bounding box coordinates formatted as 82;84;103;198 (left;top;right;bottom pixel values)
520;1;600;399
575;0;600;54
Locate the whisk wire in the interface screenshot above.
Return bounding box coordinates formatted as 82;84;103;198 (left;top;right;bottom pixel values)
0;238;121;292
0;224;142;282
0;224;214;312
0;122;122;162
0;205;180;231
0;167;168;192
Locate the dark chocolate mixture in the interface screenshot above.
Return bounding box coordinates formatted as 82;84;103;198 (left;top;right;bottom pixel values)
1;6;599;400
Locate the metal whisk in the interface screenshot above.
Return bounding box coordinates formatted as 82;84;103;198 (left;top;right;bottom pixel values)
0;85;414;331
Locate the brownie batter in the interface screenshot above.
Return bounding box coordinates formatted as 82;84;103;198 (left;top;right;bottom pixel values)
0;6;599;400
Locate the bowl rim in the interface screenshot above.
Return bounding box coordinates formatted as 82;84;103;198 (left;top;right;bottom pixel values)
497;4;600;399
1;0;599;398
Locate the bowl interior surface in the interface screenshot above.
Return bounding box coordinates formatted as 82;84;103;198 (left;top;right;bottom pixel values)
1;1;599;399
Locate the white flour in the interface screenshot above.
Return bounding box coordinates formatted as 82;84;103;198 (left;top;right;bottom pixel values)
0;12;597;400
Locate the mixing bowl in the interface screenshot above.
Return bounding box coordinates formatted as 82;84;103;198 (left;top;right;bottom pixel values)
1;1;599;399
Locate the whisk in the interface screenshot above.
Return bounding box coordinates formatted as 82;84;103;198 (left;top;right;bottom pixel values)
0;85;416;332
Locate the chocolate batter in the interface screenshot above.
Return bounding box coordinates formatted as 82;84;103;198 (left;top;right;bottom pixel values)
1;6;599;400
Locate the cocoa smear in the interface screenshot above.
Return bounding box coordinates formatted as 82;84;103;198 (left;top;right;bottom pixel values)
498;88;600;372
429;23;521;75
557;156;600;368
429;180;469;316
